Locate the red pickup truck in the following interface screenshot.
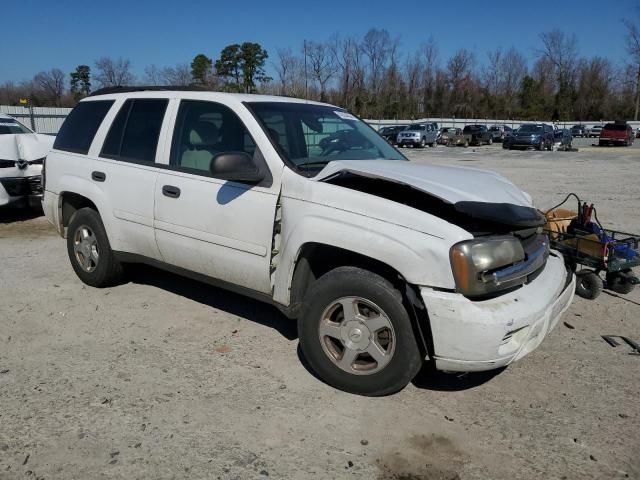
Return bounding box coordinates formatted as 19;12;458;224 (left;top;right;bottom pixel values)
599;122;635;146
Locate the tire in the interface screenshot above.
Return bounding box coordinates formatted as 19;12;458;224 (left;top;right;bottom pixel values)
67;207;124;288
298;266;423;396
464;139;469;148
537;141;545;151
419;138;426;148
606;270;636;295
429;142;436;147
575;271;603;300
487;137;493;145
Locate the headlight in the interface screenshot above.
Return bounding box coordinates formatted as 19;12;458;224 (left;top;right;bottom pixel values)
450;236;525;297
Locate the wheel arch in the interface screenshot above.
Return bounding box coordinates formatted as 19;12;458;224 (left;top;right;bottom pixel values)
285;242;433;359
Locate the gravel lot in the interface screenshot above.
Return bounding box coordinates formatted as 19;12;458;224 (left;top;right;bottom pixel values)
1;138;639;480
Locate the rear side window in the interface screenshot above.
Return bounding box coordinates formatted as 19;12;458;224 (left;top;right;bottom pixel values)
101;99;168;163
53;100;114;154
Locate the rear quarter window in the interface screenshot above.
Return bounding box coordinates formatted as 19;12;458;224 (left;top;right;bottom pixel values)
53;100;114;154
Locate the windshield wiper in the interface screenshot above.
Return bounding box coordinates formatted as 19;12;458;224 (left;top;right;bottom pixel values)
297;161;332;169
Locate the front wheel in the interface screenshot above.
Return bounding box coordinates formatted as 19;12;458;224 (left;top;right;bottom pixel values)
67;207;124;287
298;267;423;396
419;138;426;148
487;137;493;145
575;270;603;299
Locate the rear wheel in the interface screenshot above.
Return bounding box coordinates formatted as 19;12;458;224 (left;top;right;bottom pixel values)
298;267;423;396
67;207;124;287
606;270;636;295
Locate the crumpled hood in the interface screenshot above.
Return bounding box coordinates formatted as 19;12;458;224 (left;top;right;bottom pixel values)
0;133;54;161
314;160;533;207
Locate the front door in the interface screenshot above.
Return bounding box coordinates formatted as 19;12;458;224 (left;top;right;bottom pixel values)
153;100;278;294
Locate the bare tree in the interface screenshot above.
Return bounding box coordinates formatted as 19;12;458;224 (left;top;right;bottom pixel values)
33;68;66;106
94;57;135;88
305;41;337;102
143;64;163;85
275;48;303;96
538;30;579;118
163;64;192;86
624;14;640;119
361;29;393;93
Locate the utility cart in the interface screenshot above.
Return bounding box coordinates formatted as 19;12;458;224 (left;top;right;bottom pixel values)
544;196;640;299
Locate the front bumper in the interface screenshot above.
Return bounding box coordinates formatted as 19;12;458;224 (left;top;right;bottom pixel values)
398;137;421;145
420;253;575;372
0;175;43;206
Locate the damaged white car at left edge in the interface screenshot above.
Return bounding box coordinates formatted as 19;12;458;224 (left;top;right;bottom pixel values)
0;114;54;207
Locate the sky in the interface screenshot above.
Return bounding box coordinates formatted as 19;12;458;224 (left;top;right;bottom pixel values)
0;0;636;84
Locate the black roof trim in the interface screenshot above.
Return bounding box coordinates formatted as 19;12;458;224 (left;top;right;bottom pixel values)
89;85;212;97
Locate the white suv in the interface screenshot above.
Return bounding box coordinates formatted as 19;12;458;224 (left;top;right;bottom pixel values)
43;87;575;396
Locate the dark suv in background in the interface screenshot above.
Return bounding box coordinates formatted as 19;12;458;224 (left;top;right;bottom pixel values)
378;125;408;145
570;125;587;137
463;125;493;146
503;123;555;150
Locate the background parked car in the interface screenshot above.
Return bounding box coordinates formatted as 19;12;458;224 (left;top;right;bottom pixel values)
502;123;555;150
438;126;461;145
445;128;470;147
636;128;640;139
378;125;408;145
462;124;493;145
0;113;54;207
570;125;588;137
488;125;511;142
588;125;604;138
553;128;573;150
397;123;438;148
599;122;635;146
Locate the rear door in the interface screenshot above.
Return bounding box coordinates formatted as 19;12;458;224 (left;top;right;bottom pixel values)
91;97;171;259
153;99;278;294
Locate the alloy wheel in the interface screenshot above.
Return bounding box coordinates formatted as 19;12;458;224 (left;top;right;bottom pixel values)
318;296;396;375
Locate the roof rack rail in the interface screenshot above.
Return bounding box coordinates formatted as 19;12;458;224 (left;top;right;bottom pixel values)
88;85;212;97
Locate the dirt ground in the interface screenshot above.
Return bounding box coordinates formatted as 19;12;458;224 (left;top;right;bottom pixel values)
1;138;639;480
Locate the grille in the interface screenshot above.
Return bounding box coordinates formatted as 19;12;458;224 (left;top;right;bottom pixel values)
0;176;43;196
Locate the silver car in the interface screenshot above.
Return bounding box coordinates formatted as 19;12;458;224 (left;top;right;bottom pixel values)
397;123;438;148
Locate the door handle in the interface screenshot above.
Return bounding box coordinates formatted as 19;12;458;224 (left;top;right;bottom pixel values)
91;171;106;182
162;185;181;198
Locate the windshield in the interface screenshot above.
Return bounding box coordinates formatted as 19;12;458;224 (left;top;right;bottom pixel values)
247;102;406;173
406;124;425;131
518;125;542;134
0;117;32;135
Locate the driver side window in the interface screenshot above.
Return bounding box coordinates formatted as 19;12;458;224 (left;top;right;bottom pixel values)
170;100;256;174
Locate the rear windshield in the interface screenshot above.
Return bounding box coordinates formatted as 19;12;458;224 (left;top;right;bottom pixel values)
603;124;627;131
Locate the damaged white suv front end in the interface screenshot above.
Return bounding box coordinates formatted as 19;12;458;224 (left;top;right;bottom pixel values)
304;159;575;373
0;114;54;207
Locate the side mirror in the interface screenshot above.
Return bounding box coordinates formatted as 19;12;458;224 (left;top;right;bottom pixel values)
209;151;264;183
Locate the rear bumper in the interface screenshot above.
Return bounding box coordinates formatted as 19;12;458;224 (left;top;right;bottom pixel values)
599;138;631;144
420;253;575;372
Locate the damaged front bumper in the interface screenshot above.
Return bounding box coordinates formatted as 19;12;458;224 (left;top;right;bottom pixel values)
0;175;43;206
420;252;575;372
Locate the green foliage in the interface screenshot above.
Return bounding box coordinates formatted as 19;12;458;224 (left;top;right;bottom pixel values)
215;42;271;93
70;65;91;97
191;54;212;85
